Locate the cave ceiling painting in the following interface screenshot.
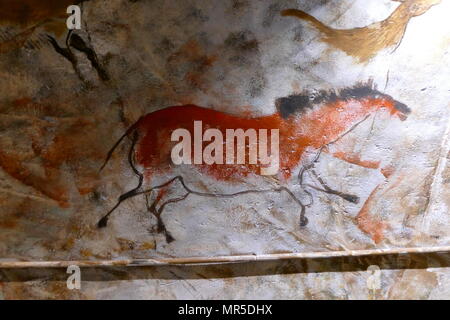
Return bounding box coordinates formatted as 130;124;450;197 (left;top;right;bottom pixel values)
98;83;411;244
282;0;442;63
0;0;449;262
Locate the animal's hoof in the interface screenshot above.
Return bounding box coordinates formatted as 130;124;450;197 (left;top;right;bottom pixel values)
341;193;360;204
300;216;309;227
97;216;109;228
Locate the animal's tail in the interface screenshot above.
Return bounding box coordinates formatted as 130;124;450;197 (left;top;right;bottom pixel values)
99;117;144;172
281;9;333;36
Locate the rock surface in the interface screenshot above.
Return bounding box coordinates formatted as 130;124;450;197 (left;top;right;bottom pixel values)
0;0;449;299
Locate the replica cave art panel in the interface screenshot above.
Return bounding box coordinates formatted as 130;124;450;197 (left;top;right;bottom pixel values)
0;0;449;262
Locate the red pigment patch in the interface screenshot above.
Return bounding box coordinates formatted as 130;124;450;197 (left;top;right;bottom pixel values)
134;95;400;183
332;151;380;169
381;166;395;178
356;185;387;243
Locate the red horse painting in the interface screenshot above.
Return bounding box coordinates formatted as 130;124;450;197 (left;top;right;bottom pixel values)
98;83;410;242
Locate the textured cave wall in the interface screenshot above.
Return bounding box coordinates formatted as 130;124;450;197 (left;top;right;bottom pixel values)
0;0;450;299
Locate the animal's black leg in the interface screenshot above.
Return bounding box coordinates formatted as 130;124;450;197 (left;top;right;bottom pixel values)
98;132;143;228
145;192;164;233
309;170;360;204
279;187;308;227
142;177;190;243
146;199;174;242
298;147;325;186
65;29;74;49
175;175;310;228
69;33;109;81
299;203;308;227
298;115;371;197
153;193;190;243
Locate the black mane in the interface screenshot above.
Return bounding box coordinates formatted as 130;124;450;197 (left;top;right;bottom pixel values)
276;82;387;119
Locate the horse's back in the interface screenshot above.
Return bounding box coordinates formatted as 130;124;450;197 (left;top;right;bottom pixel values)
137;104;278;131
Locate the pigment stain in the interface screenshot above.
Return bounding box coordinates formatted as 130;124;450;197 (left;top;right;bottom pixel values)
356;185;387;243
0;108;106;207
0;0;86;53
0;0;82;27
332;151;380;170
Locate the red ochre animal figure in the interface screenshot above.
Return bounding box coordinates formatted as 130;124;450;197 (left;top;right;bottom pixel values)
98;83;410;242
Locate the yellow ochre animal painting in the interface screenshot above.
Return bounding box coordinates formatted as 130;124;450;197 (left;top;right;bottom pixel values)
281;0;441;63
